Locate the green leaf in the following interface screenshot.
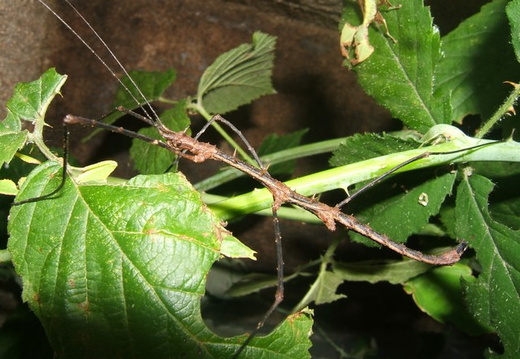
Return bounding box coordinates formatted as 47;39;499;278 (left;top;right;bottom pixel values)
349;172;456;247
225;273;280;298
507;0;520;63
73;161;117;184
295;270;346;312
341;0;449;132
329;132;419;167
257;129;308;176
99;69;176;127
129;99;191;174
1;68;67;166
333;259;432;285
455;174;520;358
0;132;27;167
0;179;18;196
197;32;276;114
403;263;490;335
8;162;311;358
470;162;520;230
489;195;520;231
435;0;520;123
4;68;66;128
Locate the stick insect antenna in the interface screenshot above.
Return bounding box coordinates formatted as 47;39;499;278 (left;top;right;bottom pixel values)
38;0;163;127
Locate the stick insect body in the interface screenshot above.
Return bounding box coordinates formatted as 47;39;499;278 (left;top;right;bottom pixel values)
33;0;468;356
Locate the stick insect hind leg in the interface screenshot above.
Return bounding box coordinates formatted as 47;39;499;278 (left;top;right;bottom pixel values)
196;115;287;358
115;107;287;358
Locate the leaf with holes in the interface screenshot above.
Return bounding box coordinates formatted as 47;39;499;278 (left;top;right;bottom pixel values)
1;68;66;166
348;172;456;247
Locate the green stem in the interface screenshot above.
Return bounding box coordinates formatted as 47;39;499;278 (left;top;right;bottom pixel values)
476;82;520;139
158;96;178;105
209;135;520;221
195;136;350;191
203;193;322;223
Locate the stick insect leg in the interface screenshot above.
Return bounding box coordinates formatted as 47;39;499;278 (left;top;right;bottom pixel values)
188;114;284;357
232;206;285;359
12;126;70;206
337;141;498;209
12;104;158;206
166;114;230;172
205;115;265;168
203;115;284;357
336;151;431;209
171;114;265;171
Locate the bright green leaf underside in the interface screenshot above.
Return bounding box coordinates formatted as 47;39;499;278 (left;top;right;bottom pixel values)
403;263;490;336
333;259;432;285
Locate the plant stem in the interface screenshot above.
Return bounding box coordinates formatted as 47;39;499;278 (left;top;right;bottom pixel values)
209;136;520;220
476;82;520;139
203;193;322;223
195;136;350;191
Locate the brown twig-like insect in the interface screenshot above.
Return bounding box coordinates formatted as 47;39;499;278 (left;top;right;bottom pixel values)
63;112;467;267
33;1;468;356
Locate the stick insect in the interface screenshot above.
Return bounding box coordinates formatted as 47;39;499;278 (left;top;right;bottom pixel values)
13;0;478;357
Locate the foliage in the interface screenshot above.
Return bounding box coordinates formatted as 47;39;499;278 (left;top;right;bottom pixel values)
1;0;520;357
